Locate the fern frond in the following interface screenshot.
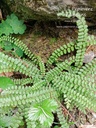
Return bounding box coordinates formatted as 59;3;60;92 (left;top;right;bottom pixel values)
37;56;45;76
76;58;96;76
0;106;13;117
57;107;69;128
76;17;88;43
53;72;96;111
75;35;96;49
0;67;13;74
45;56;75;82
1;80;46;96
13;78;33;86
0;86;56;108
75;48;86;67
8;113;23;128
0;59;14;75
57;10;88;43
0;52;40;78
57;9;88;67
0;35;38;64
0;112;23;128
26;119;37;128
49;10;96;68
47;42;75;65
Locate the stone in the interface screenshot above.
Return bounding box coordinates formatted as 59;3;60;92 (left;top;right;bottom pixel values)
1;0;96;23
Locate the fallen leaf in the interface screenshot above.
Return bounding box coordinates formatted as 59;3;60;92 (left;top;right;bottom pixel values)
0;72;13;77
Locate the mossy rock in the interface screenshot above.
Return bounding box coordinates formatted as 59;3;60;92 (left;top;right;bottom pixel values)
1;0;96;23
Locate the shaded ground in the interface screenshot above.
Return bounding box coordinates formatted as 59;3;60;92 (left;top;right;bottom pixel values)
19;23;78;62
16;22;96;128
19;22;96;62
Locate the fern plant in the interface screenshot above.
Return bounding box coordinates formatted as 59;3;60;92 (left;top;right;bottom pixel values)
0;9;96;128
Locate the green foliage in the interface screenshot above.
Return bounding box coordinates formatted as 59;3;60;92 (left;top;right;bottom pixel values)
0;9;96;128
0;20;13;35
37;56;46;75
13;78;33;86
26;99;58;127
0;36;38;62
0;40;24;57
0;13;26;57
0;41;13;50
14;45;24;57
47;42;75;65
0;114;23;128
51;9;88;67
0;77;15;89
54;126;59;128
0;13;26;36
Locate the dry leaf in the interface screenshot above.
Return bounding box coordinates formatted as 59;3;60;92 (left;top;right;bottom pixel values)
0;72;13;77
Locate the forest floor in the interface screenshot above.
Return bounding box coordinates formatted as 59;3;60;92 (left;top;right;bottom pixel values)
15;21;96;128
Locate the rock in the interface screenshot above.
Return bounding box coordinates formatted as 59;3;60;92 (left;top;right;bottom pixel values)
0;0;96;23
83;51;95;63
